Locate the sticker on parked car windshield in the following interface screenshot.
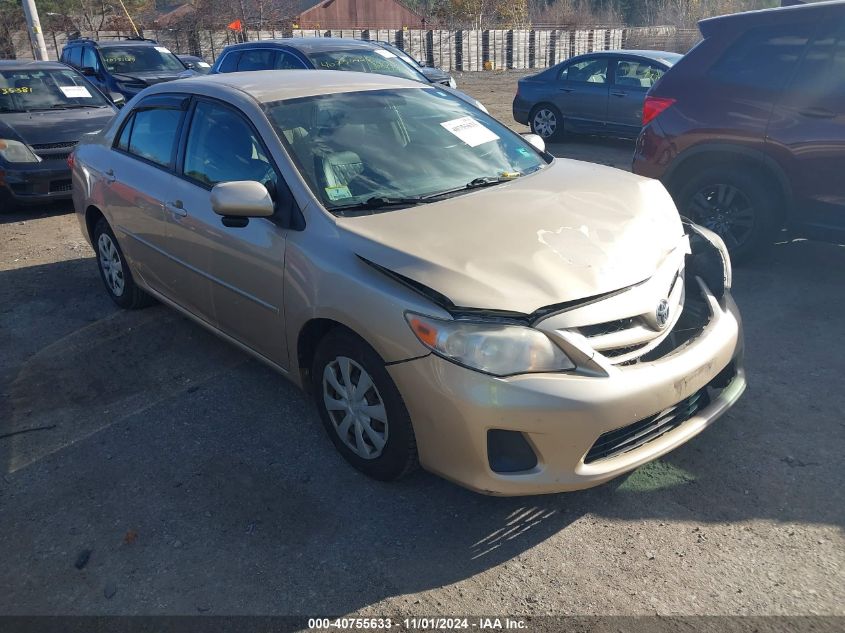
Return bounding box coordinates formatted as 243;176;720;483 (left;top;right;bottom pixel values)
1;86;33;94
440;116;499;147
155;46;172;54
325;185;352;201
374;49;396;58
59;85;92;98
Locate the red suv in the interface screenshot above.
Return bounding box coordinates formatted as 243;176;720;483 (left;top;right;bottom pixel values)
632;1;845;260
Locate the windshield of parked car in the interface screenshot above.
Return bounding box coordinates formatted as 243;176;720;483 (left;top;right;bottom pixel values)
100;45;185;73
265;88;548;213
304;48;427;83
0;68;110;112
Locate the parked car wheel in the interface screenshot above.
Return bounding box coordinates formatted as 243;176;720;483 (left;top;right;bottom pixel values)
312;329;418;481
530;104;563;141
93;218;154;309
677;167;778;262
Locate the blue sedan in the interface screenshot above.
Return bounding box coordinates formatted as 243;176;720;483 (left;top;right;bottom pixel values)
513;50;682;141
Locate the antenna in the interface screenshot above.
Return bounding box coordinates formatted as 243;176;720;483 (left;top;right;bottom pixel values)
117;0;141;38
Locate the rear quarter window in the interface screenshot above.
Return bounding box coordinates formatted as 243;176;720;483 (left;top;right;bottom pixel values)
708;22;815;92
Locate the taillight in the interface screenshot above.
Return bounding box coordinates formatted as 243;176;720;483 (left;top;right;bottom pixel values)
642;96;676;125
67;152;74;170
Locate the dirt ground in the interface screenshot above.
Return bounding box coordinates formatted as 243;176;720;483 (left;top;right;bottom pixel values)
0;71;843;620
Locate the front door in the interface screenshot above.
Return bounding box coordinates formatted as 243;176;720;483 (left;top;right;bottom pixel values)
170;98;289;367
556;56;609;133
766;19;845;240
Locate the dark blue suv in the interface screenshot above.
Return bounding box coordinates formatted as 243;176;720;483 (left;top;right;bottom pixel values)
210;38;487;112
60;37;188;101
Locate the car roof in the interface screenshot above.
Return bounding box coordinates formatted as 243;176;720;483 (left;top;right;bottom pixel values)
699;0;845;37
153;69;427;103
0;60;73;71
65;38;159;48
222;37;385;54
576;50;683;62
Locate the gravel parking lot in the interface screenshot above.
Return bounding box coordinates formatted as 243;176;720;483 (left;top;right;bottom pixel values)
1;71;843;619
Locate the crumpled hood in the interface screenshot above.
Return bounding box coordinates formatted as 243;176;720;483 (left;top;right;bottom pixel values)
338;160;685;315
0;108;116;146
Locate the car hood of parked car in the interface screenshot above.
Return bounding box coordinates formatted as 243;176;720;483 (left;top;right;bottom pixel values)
338;160;685;315
0;107;116;148
113;71;185;86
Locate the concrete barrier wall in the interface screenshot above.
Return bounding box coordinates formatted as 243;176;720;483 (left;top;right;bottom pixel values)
7;26;696;70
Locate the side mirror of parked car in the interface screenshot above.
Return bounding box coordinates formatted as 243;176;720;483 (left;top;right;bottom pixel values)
211;181;275;227
522;133;546;153
109;92;126;107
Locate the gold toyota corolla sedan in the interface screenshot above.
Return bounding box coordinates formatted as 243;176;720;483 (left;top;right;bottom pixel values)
71;70;745;495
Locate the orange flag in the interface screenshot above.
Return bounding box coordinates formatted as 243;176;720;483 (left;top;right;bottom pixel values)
227;19;243;31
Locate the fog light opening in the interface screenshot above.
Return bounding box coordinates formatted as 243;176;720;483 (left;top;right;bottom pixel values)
487;430;538;474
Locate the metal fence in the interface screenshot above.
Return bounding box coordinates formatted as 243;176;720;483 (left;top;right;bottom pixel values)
5;26;700;71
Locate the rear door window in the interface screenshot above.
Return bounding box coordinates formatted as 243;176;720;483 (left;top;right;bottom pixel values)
709;22;815;92
275;51;305;69
82;46;99;72
68;46;83;68
237;49;277;71
787;20;845;100
116;97;186;168
217;51;241;73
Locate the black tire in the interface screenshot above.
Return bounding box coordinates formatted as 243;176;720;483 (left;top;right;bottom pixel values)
312;329;418;481
529;104;564;141
93;217;154;309
676;167;780;263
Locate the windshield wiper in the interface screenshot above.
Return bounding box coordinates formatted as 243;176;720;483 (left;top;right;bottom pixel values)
331;195;427;215
421;174;521;201
46;104;102;110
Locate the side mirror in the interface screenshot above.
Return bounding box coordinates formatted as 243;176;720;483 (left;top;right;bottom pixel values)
183;61;197;69
211;181;275;226
522;133;546;153
81;66;97;77
109;92;125;107
416;58;426;67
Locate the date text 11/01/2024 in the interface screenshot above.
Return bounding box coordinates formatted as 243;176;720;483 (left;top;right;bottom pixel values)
308;618;529;630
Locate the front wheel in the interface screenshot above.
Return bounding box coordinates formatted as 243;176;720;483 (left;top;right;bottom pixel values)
677;167;779;263
312;329;418;481
530;104;563;141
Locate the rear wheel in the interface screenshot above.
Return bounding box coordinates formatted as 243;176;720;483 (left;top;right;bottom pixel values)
93;218;154;309
677;167;779;262
312;329;418;481
530;104;563;141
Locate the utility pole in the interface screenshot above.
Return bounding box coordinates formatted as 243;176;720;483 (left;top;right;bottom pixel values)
21;0;50;61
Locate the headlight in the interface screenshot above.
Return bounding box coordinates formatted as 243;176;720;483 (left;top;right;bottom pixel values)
687;222;732;291
406;313;574;376
448;76;457;89
0;139;40;163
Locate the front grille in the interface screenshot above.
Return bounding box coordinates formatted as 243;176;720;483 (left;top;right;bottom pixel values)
36;152;72;161
50;179;72;192
584;389;710;464
579;317;637;338
30;141;78;151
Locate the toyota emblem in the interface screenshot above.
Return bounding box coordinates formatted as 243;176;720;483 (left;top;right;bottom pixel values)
655;299;671;329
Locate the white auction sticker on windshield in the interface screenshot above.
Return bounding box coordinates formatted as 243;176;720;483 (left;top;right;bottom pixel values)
155;46;171;54
59;85;92;98
374;49;396;58
440;116;499;147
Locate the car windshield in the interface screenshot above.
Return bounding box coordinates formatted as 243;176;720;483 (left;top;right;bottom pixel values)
304;48;426;83
100;46;185;73
0;68;110;112
265;87;548;213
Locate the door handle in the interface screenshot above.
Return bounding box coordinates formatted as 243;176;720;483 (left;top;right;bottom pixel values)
611;91;627;97
166;199;187;217
559;87;574;93
104;168;115;184
799;107;836;119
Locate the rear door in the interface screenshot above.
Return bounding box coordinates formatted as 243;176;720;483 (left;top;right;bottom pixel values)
766;18;845;239
103;94;192;300
555;56;609;132
168;97;290;366
606;57;669;136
